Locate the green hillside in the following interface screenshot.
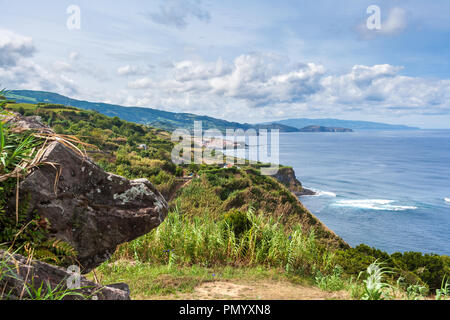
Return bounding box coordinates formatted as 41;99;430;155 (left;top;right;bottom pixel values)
6;90;299;133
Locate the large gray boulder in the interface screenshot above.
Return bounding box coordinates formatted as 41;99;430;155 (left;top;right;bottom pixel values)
6;115;168;273
0;250;130;300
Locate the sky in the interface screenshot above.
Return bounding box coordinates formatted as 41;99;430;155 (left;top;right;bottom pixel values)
0;0;449;128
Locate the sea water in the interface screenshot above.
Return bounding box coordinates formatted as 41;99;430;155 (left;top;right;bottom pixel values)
276;130;450;255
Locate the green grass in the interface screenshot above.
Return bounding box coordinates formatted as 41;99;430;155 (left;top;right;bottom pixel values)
315;265;346;292
112;207;336;277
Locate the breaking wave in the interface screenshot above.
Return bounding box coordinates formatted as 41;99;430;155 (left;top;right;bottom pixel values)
334;199;417;211
306;188;337;197
315;190;337;197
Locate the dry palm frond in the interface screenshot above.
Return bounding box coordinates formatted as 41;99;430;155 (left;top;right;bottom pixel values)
0;131;98;182
31;132;99;157
0;126;99;224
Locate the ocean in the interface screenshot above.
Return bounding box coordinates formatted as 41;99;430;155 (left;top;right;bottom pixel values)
275;130;450;255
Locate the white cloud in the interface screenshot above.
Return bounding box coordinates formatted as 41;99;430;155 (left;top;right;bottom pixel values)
382;7;408;35
0;29;78;95
127;77;154;89
0;60;78;96
122;53;450;119
52;61;74;73
319;64;450;115
173;57;230;82
131;53;325;107
0;29;35;67
145;0;210;29
117;64;152;76
207;55;325;107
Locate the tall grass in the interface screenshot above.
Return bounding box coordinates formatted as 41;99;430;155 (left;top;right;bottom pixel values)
113;207;336;276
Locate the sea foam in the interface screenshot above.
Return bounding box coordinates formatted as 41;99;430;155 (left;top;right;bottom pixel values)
306;188;337;197
316;190;337;197
334;199;417;211
445;198;450;203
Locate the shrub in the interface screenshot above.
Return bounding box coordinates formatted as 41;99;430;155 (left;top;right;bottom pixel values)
390;251;447;290
175;166;184;177
223;209;252;238
336;244;449;290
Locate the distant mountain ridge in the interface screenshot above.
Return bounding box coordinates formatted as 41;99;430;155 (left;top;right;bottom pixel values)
6;90;299;133
6;90;419;132
264;118;419;130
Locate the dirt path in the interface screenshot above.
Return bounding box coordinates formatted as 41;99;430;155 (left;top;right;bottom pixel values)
146;280;349;300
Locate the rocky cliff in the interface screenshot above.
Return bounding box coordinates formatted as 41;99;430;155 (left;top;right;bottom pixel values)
272;167;315;196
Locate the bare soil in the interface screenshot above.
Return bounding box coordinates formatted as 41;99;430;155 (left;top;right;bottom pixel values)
144;279;350;300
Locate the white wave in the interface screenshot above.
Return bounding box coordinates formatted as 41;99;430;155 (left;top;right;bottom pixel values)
445;198;450;203
334;199;417;211
305;188;336;197
315;190;337;197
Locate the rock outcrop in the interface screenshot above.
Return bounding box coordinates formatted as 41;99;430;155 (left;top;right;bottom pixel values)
0;250;130;300
5;115;168;273
272;167;315;196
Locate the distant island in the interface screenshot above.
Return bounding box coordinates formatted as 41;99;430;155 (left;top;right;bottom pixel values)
264;118;419;131
298;125;353;133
